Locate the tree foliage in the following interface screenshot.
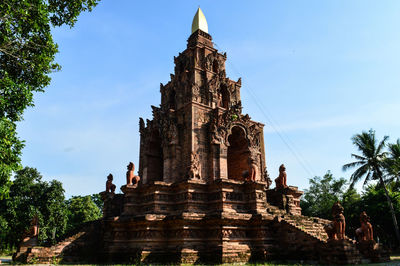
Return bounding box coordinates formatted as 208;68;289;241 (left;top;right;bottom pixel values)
0;167;67;248
360;183;400;247
343;129;388;188
65;195;101;233
0;167;103;250
0;0;100;199
0;118;24;199
301;171;347;219
300;172;399;246
90;193;103;211
343;129;400;245
385;139;400;183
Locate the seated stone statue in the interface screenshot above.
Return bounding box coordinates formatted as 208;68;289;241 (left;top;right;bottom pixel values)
19;215;39;247
324;201;346;241
126;162;140;187
324;222;336;240
106;174;116;193
356;211;373;242
332;201;346;240
275;164;288;189
30;215;39;237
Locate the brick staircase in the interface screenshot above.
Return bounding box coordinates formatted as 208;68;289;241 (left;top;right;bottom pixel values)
26;231;85;263
282;215;330;242
271;214;363;264
273;215;389;264
14;220;102;264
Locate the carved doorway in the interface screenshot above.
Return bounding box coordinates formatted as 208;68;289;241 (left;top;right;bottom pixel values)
227;126;250;181
145;130;163;183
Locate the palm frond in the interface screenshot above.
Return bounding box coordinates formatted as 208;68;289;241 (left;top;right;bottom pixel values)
363;171;373;186
388;139;400;159
350;153;367;161
352;131;376;158
343;161;365;171
349;164;369;187
376;135;389;154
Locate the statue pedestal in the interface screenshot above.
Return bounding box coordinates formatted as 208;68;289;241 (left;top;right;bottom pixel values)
13;236;39;263
356;240;390;263
266;186;303;215
100;191;124;218
320;239;361;265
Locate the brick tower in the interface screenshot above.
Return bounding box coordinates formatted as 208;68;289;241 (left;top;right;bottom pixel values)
138;8;266;185
100;8;303;263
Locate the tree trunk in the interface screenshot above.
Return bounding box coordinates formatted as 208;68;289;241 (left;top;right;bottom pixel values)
379;176;400;246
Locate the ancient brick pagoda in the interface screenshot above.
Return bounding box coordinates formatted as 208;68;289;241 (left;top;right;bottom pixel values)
102;8;299;262
13;8;390;265
98;8;305;263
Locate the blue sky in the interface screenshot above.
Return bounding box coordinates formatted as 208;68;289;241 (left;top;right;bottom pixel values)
17;1;400;197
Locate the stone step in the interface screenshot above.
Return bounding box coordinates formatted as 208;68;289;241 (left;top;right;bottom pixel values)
282;215;329;243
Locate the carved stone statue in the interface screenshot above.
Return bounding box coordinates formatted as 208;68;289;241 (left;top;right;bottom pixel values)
188;152;200;179
126;162;140;188
248;159;258;182
211;122;221;144
30;215;39;237
19;215;39;247
263;167;272;188
324;223;336;240
356;211;373;242
217;92;222;107
275;164;288;189
106;174;116;193
324;201;346;241
332;201;346;240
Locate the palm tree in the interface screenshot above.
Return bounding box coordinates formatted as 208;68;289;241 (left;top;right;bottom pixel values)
385;139;400;183
343;130;400;245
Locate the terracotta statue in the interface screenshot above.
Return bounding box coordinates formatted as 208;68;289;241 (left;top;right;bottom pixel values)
217;93;222;107
356;211;373;242
275;164;288;189
126;162;140;187
248;159;258;182
106;174;116;193
30;215;39;237
332;201;346;240
21;215;39;246
324;223;336;240
188;152;200;179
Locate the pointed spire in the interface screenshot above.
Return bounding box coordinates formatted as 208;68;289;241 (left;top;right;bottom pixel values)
191;7;208;34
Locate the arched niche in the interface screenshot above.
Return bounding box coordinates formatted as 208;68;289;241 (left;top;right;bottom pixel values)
220;86;229;109
213;59;219;73
145;129;163;183
227;126;250;181
168;90;176;110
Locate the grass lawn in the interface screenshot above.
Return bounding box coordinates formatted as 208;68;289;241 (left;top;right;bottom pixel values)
0;256;399;265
